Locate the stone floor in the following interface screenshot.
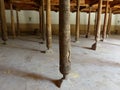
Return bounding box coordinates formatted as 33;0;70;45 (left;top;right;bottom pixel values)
0;35;120;90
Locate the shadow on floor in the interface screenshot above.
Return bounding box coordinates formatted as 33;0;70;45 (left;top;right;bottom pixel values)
8;37;37;42
0;65;62;88
8;36;45;45
83;47;93;50
17;37;45;45
0;43;47;54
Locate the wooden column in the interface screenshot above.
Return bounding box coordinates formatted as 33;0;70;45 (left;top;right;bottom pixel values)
107;8;112;37
102;0;109;41
39;6;42;36
86;7;91;38
59;0;71;79
10;2;16;39
41;0;45;41
0;0;8;44
16;10;20;36
75;0;80;42
94;12;97;36
92;0;102;50
46;0;52;51
39;0;45;42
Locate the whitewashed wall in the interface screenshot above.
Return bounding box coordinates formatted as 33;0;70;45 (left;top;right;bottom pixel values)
5;10;116;25
115;14;120;25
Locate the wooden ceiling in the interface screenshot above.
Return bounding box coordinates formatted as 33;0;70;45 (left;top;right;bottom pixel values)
4;0;120;14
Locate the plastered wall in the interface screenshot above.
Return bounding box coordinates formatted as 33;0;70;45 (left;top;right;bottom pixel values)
5;10;119;35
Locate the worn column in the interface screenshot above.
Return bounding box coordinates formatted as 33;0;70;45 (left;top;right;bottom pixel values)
92;0;102;50
75;0;80;42
16;10;20;36
0;0;8;44
41;0;45;41
86;7;91;38
46;0;52;51
10;1;16;39
59;0;71;79
94;12;97;36
39;0;45;42
39;6;42;35
102;0;109;41
107;8;112;37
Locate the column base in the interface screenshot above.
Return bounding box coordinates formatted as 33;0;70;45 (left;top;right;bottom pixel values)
62;74;69;80
91;42;102;50
85;35;88;38
60;74;73;88
39;41;45;44
100;39;106;42
45;49;53;54
106;34;109;38
91;42;97;50
74;40;79;43
2;41;7;45
12;37;16;39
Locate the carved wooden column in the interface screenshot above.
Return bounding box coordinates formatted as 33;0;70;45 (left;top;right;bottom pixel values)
10;1;16;39
0;0;8;44
75;0;80;42
92;0;102;50
86;7;91;38
46;0;52;51
102;0;109;41
107;8;112;37
16;10;20;36
59;0;71;79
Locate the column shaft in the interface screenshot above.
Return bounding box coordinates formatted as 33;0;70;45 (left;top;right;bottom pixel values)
86;7;91;38
10;3;16;39
16;10;20;36
102;0;109;41
75;0;80;41
107;8;112;36
59;0;71;79
46;0;52;50
92;0;103;50
0;0;8;43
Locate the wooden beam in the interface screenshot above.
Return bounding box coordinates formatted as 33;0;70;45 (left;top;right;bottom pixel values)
90;0;98;6
92;0;103;50
59;0;71;79
75;0;80;42
12;1;36;5
110;0;120;7
0;0;8;44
